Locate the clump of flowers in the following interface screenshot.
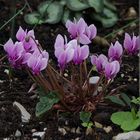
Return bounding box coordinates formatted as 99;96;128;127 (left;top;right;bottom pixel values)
4;18;140;116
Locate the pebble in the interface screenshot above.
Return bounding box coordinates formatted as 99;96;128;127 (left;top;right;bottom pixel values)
58;127;67;135
64;73;68;77
76;127;81;134
13;101;31;123
31;129;37;133
32;132;45;140
4;69;9;75
103;126;112;133
86;128;93;135
75;137;80;140
133;78;137;82
15;129;22;137
71;128;76;133
113;131;140;140
121;74;124;78
94;121;103;129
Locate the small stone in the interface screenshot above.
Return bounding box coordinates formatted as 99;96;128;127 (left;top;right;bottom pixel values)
44;128;47;131
127;7;137;18
113;131;140;140
31;129;37;133
4;69;9;75
13;101;31;123
0;80;4;83
64;73;68;77
121;74;124;78
63;126;70;131
15;130;21;137
86;128;93;135
32;132;45;140
71;128;76;133
65;120;68;125
133;78;137;82
76;127;81;134
94;121;103;128
103;126;112;133
58;127;67;135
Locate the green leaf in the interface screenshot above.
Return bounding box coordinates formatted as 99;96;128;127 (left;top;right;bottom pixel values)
37;0;52;16
87;122;93;128
24;12;44;25
104;0;117;11
45;2;63;24
36;92;60;117
93;8;118;28
105;95;126;106
131;97;140;105
121;93;131;107
121;118;140;131
66;0;89;11
111;111;140;131
80;111;92;123
82;122;88;127
87;0;103;13
111;111;133;125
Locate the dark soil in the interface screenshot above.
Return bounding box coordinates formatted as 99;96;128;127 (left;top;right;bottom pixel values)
0;0;139;139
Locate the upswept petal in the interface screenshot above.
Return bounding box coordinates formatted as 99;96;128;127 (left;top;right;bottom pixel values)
16;26;26;41
79;34;91;45
80;45;89;60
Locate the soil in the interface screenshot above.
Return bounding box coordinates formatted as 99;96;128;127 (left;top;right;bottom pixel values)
0;0;139;139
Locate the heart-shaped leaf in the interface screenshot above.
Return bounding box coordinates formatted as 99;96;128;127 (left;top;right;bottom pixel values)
66;0;89;11
87;0;104;13
111;111;133;125
24;12;44;25
44;1;63;24
36;92;60;117
104;0;117;11
105;95;126;106
121;118;140;131
37;0;53;16
93;8;118;28
80;111;92;123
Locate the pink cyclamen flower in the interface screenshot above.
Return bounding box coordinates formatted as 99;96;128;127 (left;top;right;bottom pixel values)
108;41;123;61
4;38;25;68
105;61;120;79
66;18;97;44
16;26;38;52
72;44;89;65
91;54;108;73
54;34;74;69
27;50;49;75
123;33;140;55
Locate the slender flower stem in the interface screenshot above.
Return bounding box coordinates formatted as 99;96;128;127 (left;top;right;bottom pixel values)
0;2;27;31
104;18;139;39
0;55;6;62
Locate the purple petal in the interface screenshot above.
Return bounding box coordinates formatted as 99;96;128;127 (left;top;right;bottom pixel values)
16;26;26;41
4;38;14;54
79;34;91;44
65;47;74;63
54;34;65;49
86;24;97;39
39;58;48;71
66;20;77;38
80;45;89;60
124;33;132;51
77;18;87;34
91;55;97;65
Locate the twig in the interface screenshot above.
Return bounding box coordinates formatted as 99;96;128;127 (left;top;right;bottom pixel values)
0;2;27;31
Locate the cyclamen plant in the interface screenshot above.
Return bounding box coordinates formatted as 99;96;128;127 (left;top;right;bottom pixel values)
4;18;140;116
